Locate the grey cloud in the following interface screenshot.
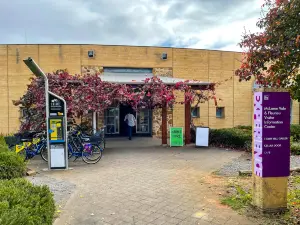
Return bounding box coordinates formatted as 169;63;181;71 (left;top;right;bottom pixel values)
166;0;242;19
0;0;172;45
165;0;258;22
0;0;261;50
210;40;238;50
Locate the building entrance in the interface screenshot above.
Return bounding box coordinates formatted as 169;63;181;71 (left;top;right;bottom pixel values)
104;104;152;137
119;104;135;136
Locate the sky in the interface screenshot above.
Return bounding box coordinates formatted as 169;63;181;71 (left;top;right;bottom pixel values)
0;0;263;51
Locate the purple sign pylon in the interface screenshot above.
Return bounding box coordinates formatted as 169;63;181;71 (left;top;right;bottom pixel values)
253;92;290;177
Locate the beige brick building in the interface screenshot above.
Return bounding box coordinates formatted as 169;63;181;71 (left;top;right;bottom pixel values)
0;44;298;135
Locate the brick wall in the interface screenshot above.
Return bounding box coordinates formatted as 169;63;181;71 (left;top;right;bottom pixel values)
0;45;8;134
0;44;298;134
152;67;173;137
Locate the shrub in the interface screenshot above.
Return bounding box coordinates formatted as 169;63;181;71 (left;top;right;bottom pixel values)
235;125;252;131
0;178;55;225
291;142;300;155
209;128;252;151
190;127;196;143
0;148;26;179
0;134;8;151
291;125;300;142
235;124;300;140
196;124;300;154
3;135;19;149
0;135;6;147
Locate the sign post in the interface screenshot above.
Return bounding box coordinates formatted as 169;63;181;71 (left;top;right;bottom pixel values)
23;57;68;170
170;127;183;147
48;92;68;169
252;91;290;212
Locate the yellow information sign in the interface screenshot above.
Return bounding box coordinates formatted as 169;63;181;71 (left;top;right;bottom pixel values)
50;119;63;140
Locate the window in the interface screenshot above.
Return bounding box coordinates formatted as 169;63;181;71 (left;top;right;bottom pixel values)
103;67;152;73
136;109;150;133
105;107;119;134
216;107;225;118
161;53;168;60
88;50;95;58
191;107;200;118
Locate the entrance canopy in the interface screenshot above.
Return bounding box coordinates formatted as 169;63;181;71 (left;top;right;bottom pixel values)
99;73;211;87
99;72;213;145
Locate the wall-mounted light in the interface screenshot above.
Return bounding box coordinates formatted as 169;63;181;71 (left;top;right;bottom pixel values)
161;52;167;60
88;50;95;58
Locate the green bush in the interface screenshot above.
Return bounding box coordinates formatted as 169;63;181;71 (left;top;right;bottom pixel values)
0;134;7;150
0;148;26;179
0;178;55;225
235;125;252;131
210;126;300;154
291;142;300;155
209;128;252;151
291;125;300;142
235;124;300;141
0;135;10;153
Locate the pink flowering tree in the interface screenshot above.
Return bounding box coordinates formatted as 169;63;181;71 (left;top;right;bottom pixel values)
13;70;81;131
13;72;216;132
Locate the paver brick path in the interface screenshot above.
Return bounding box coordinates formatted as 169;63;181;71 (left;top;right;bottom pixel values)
31;138;258;225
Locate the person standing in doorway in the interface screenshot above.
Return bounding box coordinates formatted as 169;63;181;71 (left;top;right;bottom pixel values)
124;110;136;140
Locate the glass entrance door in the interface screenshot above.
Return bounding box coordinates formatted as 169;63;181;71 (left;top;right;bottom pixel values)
105;107;119;134
136;109;150;133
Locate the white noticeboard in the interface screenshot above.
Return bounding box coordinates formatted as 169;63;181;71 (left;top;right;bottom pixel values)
50;144;66;169
196;127;209;147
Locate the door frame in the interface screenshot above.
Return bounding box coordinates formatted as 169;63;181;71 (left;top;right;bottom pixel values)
104;105;120;135
136;108;152;134
104;105;153;137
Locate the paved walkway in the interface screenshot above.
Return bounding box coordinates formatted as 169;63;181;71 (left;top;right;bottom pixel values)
30;138;257;225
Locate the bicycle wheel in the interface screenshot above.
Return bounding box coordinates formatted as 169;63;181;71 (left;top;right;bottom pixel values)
67;144;75;159
41;146;72;162
82;144;102;164
99;138;105;149
40;147;48;162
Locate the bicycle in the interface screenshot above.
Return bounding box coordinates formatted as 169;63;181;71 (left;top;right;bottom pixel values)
41;126;103;164
8;132;48;161
74;124;106;149
69;131;103;164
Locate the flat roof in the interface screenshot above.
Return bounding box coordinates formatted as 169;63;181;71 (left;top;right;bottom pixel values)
1;44;242;53
99;73;211;86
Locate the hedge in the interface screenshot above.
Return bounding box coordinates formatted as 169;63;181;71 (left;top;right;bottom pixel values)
0;135;7;151
235;124;300;141
0;136;55;225
291;142;300;155
208;125;300;154
0;178;55;225
0;148;26;179
234;125;252;130
209;128;252;151
291;125;300;142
